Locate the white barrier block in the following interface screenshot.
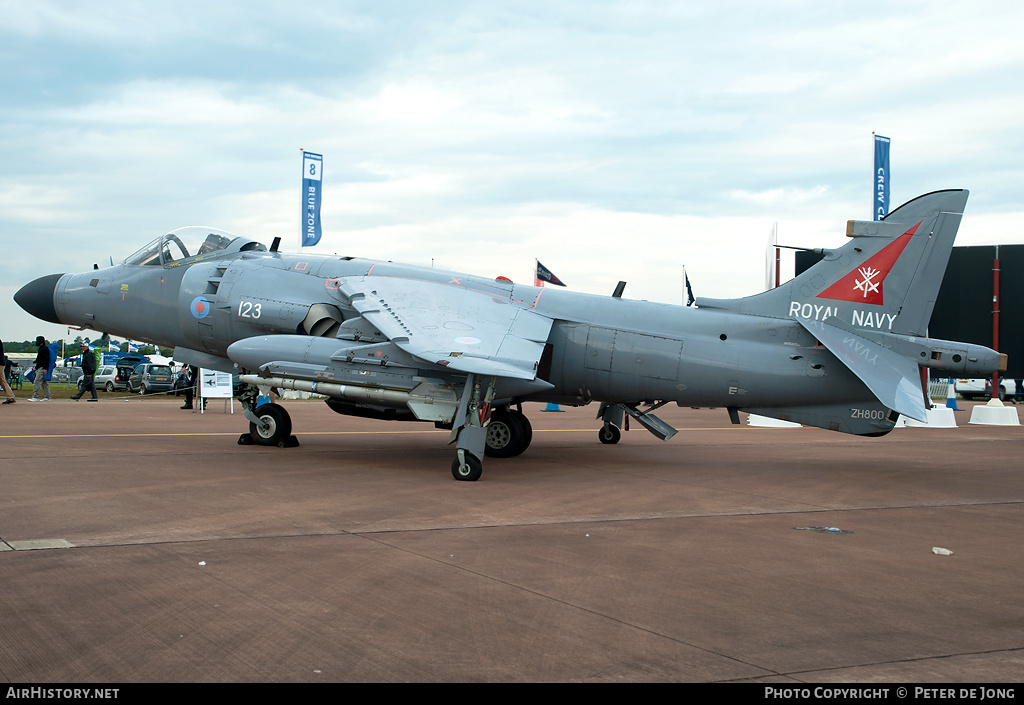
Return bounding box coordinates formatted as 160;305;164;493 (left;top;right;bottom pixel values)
905;405;957;428
969;398;1021;426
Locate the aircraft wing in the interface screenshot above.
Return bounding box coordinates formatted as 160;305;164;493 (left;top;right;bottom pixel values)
339;277;554;381
797;319;928;423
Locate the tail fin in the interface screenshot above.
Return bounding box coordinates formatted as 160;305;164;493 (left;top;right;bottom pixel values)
698;189;968;337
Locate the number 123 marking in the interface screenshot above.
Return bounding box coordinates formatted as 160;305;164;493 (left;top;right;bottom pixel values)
238;300;262;319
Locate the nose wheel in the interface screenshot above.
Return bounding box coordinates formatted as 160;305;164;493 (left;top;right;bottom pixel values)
248;403;293;446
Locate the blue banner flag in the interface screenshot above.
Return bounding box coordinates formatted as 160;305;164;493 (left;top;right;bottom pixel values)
873;134;890;221
302;151;323;247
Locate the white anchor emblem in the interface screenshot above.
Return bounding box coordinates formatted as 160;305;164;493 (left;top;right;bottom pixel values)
853;266;881;298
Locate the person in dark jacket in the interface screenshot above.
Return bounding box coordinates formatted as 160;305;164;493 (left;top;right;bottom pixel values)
70;343;98;401
180;365;199;409
0;338;14;404
28;336;51;401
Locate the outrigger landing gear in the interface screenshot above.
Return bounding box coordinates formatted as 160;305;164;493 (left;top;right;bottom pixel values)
597;402;624;445
595;401;678;445
598;423;621;444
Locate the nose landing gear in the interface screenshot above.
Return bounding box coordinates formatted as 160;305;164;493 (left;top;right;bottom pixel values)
238;385;299;447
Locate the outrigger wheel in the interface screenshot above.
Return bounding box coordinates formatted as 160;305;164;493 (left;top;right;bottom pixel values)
598;424;621;445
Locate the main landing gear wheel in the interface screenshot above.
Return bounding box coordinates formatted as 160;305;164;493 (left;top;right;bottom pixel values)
451;452;483;481
513;410;532;452
249;403;293;446
484;409;533;458
598;424;621;445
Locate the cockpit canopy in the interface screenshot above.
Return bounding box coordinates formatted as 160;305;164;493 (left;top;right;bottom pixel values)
124;227;266;267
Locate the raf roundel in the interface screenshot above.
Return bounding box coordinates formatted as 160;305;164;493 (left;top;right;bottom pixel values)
190;296;212;319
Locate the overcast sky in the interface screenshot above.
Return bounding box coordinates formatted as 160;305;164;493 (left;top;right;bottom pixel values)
3;0;1023;345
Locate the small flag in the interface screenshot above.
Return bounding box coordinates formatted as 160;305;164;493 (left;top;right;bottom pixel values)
535;260;566;287
684;271;695;307
127;341;139;352
108;341;120;352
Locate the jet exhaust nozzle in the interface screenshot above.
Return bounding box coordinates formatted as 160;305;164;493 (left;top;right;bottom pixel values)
15;273;66;324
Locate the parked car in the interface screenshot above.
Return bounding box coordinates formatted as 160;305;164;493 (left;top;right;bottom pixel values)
97;365;118;391
128;363;174;395
112;355;145;391
81;365;120;392
53;366;84;384
955;378;1021;401
52;366;82;384
173;369;190;396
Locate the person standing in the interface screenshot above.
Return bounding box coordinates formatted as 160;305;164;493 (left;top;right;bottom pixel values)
28;336;51;401
70;343;98;402
180;365;198;409
0;338;15;404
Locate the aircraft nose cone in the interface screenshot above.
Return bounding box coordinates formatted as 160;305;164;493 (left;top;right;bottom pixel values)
14;273;65;324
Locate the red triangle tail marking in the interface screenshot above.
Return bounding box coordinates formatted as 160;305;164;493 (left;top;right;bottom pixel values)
816;222;922;305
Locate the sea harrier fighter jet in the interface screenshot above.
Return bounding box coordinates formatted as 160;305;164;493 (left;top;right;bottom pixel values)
16;189;1003;480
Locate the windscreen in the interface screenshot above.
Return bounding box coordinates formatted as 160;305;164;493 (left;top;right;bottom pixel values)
124;227;243;266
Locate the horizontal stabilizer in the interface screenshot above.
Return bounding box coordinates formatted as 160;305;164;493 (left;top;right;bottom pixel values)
798;319;927;422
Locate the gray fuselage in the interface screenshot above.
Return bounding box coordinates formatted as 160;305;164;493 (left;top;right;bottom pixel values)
52;247;869;411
